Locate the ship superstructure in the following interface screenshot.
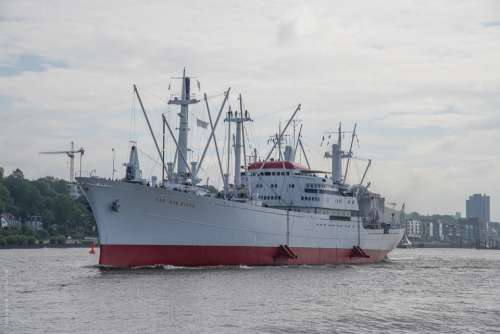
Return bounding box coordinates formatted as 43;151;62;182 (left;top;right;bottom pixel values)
78;69;404;267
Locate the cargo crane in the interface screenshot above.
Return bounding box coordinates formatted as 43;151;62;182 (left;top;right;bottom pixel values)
40;142;85;198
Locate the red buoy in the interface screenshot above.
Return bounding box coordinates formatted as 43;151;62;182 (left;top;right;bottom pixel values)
89;240;96;254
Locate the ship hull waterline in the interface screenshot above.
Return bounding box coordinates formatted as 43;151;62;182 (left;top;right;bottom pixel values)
99;244;390;267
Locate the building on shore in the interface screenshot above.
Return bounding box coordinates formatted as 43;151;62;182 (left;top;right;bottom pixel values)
466;193;490;228
466;193;493;248
0;213;21;228
405;217;490;248
0;213;43;231
25;215;43;231
406;220;423;238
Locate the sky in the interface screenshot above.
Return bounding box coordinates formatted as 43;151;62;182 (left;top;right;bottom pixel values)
1;0;499;221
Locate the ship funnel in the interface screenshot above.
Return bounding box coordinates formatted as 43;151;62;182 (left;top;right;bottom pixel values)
125;145;142;182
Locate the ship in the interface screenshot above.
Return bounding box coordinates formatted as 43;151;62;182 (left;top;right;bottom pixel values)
77;69;404;267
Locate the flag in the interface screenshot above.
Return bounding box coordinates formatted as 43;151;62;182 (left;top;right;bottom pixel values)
196;118;209;129
196;80;201;91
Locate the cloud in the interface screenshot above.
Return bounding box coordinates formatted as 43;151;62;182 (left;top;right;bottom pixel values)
0;54;67;76
481;21;500;27
276;5;318;46
371;105;466;121
0;0;499;221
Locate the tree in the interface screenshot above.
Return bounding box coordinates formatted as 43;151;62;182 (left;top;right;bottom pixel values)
0;171;96;242
41;209;55;228
35;228;49;240
11;168;24;179
0;182;13;213
4;173;42;220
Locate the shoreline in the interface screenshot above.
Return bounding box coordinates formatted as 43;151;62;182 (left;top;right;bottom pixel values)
0;243;98;250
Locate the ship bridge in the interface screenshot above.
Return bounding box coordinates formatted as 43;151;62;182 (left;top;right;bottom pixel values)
243;160;358;219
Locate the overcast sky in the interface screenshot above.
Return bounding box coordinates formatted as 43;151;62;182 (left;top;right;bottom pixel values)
1;0;499;220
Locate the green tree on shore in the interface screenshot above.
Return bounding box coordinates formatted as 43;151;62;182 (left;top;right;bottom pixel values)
0;167;96;245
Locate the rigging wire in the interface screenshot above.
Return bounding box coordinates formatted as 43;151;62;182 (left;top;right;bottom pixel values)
136;146;161;176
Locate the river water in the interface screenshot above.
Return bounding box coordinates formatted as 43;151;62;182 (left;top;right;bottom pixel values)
1;248;499;334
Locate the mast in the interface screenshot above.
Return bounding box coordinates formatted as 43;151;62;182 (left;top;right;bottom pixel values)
203;93;228;196
133;84;168;176
298;138;310;169
234;114;242;187
293;123;302;160
162;117;166;182
360;159;372;186
278;123;282;160
227;100;252;188
331;122;342;183
162;114;192;177
344;123;357;183
259;104;301;172
225;107;232;186
197;88;230;175
167;68;199;176
239;94;248;169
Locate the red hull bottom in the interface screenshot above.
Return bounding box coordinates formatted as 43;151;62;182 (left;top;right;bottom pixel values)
99;245;390;267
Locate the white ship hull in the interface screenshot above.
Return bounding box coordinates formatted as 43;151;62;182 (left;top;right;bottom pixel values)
79;177;404;267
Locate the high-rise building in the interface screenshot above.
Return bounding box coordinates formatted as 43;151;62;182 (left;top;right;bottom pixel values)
466;193;490;224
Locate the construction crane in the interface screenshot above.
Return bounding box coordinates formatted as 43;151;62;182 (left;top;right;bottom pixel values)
40;141;85;182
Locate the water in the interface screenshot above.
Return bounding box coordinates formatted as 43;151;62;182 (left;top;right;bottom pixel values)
1;248;499;334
